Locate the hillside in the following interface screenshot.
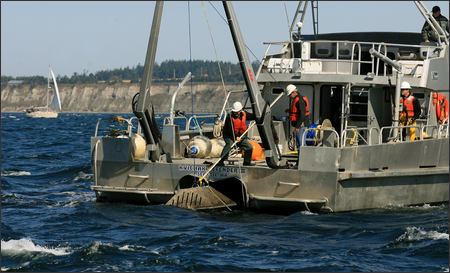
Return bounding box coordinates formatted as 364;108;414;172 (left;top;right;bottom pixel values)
1;82;246;113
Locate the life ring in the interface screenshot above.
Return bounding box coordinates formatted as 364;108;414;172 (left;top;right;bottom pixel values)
432;92;449;123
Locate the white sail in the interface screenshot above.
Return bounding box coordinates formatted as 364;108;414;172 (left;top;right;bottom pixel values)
49;68;62;112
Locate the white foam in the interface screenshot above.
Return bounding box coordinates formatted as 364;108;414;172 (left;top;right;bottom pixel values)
300;210;318;215
1;171;31;177
87;241;113;255
396;227;449;242
118;244;144;251
73;171;93;181
1;238;71;256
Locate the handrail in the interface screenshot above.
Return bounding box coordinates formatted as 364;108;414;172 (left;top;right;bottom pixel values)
259;39;443;78
421;124;440;138
301;127;340;148
218;90;248;122
163;115;188;126
438;123;449;138
186;114;218;131
350;42;362;75
94;118;101;137
341;127;377;147
94;116;139;138
379;124;423;143
263;39;442;50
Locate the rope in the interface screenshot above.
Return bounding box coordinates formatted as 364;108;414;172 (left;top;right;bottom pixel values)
206;1;278;83
188;1;197;176
200;1;228;98
349;128;358;146
282;1;290;37
213;119;223;138
207;186;232;212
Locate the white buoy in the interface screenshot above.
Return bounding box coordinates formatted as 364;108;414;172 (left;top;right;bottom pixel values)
209;138;225;158
187;135;212;158
131;134;146;160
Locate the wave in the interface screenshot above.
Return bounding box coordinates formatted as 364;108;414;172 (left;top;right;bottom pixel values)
86;241;114;255
300;210;318;215
395;227;449;243
118;244;145;251
1;238;71;256
73;171;93;181
1;170;31;177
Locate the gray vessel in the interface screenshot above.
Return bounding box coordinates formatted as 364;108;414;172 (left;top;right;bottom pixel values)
91;1;449;213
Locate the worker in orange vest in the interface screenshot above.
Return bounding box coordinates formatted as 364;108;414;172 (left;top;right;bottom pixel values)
218;101;256;166
399;81;421;141
286;84;311;148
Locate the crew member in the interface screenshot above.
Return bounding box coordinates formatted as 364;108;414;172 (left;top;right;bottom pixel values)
286;84;311;148
399;81;421;141
422;6;449;43
218;101;255;166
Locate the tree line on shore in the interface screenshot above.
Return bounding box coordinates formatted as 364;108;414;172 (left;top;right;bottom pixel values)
1;60;259;86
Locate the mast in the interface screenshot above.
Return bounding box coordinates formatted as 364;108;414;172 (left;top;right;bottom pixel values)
132;1;164;162
222;1;285;168
46;65;50;110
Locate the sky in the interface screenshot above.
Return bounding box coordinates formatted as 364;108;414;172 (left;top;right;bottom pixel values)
1;1;449;77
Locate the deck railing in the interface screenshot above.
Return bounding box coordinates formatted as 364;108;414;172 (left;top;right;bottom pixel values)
341;127;380;147
378;123;448;143
260;39;442;77
301;127;340;148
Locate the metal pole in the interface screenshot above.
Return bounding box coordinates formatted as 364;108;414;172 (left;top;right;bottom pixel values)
393;71;403;139
169;72;192;125
369;48;403;139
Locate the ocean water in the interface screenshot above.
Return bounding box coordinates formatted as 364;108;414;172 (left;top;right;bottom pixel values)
1;112;448;272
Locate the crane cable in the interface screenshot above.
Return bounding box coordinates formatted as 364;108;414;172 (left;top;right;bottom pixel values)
207;1;278;84
201;1;228;98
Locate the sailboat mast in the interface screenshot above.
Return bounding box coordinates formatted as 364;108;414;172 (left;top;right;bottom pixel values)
46;66;50;110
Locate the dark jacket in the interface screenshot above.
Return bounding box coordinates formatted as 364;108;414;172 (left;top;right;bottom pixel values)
412;96;422;121
290;94;311;128
422;14;449;42
402;95;422;121
222;110;256;140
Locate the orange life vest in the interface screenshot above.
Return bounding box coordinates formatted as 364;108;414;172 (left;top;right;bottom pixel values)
231;111;247;136
289;95;310;122
400;95;415;119
432;92;449;123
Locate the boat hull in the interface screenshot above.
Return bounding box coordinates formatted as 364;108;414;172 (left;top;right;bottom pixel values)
91;136;449;213
25;111;58;118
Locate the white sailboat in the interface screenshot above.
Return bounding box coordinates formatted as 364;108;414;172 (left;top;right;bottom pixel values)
25;66;62;118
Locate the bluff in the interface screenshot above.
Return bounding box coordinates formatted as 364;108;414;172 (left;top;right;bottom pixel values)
1;82;246;113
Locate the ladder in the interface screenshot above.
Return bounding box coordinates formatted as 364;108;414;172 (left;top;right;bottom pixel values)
342;85;369;146
414;1;449;45
289;1;309;40
289;1;319;39
311;0;319;38
344;86;369;127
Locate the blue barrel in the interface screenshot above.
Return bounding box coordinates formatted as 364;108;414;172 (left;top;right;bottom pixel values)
305;123;318;146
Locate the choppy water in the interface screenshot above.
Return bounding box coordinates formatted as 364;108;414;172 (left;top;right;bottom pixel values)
1;113;448;272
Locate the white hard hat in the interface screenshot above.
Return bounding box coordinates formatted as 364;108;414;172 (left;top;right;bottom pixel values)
286;84;297;96
400;81;411;89
231;101;243;112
